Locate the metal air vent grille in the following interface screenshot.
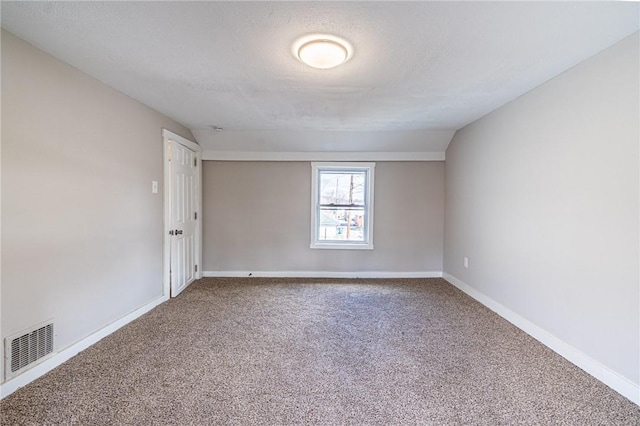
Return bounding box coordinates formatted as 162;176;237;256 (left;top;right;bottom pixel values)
6;322;54;379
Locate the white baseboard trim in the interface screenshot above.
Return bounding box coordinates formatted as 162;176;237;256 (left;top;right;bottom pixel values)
442;273;640;406
0;295;168;400
203;270;443;279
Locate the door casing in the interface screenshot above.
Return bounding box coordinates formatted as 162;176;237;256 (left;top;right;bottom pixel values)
162;129;202;297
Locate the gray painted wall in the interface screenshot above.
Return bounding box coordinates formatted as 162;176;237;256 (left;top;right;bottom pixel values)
203;161;444;273
1;30;194;383
443;33;639;385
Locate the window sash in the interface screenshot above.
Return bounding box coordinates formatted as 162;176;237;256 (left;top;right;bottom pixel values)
318;204;365;209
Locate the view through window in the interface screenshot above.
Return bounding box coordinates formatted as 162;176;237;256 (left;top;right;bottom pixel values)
318;171;366;241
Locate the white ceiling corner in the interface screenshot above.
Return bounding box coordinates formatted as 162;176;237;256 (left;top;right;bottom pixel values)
2;2;638;155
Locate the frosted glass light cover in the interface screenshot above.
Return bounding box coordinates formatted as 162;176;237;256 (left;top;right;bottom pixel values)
298;40;348;69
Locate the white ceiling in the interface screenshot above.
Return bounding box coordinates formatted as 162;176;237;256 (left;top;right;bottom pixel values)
2;2;638;154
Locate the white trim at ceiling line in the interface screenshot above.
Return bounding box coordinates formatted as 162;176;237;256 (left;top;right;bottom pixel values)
201;151;446;162
442;273;640;406
0;295;167;400
203;271;443;279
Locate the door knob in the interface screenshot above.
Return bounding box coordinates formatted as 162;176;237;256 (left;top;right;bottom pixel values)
176;230;183;235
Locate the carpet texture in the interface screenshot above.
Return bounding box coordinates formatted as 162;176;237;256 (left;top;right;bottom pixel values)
1;278;639;425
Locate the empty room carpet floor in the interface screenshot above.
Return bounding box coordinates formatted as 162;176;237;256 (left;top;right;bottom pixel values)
1;277;639;425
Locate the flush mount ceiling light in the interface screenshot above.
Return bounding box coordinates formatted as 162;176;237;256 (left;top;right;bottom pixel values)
293;34;352;69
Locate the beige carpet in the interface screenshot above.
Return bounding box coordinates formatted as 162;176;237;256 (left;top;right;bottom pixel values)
2;278;639;425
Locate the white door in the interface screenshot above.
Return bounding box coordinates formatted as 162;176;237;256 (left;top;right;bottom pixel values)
169;141;198;297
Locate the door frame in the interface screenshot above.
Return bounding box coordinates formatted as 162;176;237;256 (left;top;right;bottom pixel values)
162;129;203;297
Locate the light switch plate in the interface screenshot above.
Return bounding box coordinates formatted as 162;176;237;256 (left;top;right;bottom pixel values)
152;181;158;193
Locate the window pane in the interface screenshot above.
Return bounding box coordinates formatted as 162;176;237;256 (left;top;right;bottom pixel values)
318;207;365;242
319;172;365;205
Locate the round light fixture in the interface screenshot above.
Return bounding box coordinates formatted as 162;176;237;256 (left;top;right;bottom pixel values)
294;35;352;69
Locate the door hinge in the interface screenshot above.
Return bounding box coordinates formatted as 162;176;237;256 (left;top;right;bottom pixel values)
195;265;198;272
194;212;198;220
194;158;197;167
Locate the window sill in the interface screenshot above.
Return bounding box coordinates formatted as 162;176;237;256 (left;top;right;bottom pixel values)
310;242;374;250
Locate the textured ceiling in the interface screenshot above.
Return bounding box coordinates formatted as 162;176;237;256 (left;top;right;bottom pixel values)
2;1;638;153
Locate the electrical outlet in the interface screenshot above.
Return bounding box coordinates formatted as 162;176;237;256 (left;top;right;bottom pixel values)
463;257;469;268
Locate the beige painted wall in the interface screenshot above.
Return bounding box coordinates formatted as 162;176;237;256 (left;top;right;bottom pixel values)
444;33;639;385
1;30;194;383
203;161;444;273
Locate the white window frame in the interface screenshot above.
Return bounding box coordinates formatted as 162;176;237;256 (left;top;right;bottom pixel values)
310;162;375;250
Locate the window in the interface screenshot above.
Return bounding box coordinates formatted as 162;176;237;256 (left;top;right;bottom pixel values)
311;162;375;249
